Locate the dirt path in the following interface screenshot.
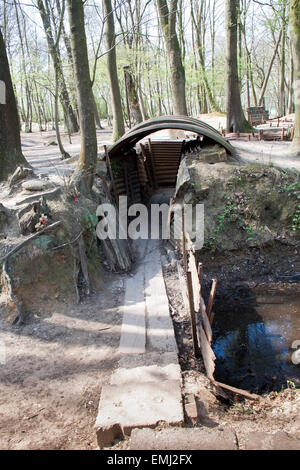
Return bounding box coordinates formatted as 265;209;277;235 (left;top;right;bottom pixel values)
20;123;300;183
0;276;125;450
1;123;298;450
20;128;113;184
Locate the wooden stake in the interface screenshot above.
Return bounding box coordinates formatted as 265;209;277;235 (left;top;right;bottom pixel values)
182;207;187;272
213;380;260;401
207;278;217;324
186;271;200;358
139;143;153;187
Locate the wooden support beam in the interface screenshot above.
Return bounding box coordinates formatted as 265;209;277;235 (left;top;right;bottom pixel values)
199;296;213;344
147;139;158;189
177;260;189;314
213;380;260;401
197;323;215;381
139;143;153;188
182;208;188;273
104;145;118;203
188;250;200;312
186;271;200;358
207;278;217;325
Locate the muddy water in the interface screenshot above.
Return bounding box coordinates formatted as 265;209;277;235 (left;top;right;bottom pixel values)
212;290;300;393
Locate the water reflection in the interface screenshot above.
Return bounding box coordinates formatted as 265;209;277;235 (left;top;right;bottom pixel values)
212;291;300;393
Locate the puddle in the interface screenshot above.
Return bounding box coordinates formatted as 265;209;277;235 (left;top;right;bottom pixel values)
212;288;300;393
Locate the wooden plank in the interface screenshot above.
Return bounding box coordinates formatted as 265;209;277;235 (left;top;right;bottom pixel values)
182;208;187;273
188;251;201;312
197;323;215;381
207;278;217;325
139;143;153;187
199;296;213;344
186;271;200;358
177;261;189;314
213;380;260;401
147;139;158;189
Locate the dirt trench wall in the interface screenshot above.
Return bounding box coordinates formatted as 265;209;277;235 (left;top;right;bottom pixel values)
174;153;300;252
0;193;104;322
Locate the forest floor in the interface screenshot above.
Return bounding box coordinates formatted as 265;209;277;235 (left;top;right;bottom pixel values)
20;115;300;180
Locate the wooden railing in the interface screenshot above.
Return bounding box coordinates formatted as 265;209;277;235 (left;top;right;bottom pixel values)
180;218;260;401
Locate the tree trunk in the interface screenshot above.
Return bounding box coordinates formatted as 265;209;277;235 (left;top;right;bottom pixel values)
290;0;300;156
92;91;103;130
66;0;97;193
0;28;29;180
103;0;125;140
225;0;250;133
258;29;283;107
157;0;188;116
190;1;220;113
37;0;79;134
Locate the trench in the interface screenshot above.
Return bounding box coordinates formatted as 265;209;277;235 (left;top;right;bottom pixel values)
210;285;300;394
107;119;299;397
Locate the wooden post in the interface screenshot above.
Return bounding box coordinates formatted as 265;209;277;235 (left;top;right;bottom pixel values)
104;145;118;203
182;207;187;273
139;143;153;187
281;128;285;141
207;279;217;325
186;271;200;358
147;139;158;189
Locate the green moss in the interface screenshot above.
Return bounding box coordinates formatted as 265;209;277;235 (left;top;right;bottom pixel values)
32;235;53;251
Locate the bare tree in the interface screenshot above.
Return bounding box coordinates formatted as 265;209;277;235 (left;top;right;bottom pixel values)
66;0;97;193
103;0;125;141
37;0;79;134
190;0;220;112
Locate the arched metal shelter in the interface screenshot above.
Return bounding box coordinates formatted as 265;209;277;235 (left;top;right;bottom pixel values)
106;116;237;204
107;116;236;159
